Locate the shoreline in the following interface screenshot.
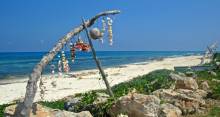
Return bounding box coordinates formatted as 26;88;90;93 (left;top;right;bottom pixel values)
0;54;200;83
0;55;203;105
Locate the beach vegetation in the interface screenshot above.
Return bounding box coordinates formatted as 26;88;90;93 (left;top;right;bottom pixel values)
40;69;174;116
196;69;220;99
0;104;13;117
1;68;220;116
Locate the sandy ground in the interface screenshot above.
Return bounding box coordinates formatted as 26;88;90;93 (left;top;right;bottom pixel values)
0;55;204;105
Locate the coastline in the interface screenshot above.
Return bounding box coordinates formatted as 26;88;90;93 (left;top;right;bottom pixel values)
0;55;202;105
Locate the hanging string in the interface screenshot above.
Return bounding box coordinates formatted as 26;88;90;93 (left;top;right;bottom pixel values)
107;17;113;46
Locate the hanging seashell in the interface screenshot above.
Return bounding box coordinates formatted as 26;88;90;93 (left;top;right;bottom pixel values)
70;43;76;62
89;27;103;40
58;59;62;77
61;51;70;73
63;60;70;73
101;19;106;33
107;17;113;45
50;64;56;78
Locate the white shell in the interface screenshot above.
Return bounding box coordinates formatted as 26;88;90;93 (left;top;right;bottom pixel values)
89;28;103;39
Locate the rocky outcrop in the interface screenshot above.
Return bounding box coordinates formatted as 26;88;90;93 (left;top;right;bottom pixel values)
170;73;199;90
64;97;82;111
153;89;206;115
110;73;208;117
159;103;182;117
175;77;198;90
4;103;93;117
200;81;210;91
109;93;160;117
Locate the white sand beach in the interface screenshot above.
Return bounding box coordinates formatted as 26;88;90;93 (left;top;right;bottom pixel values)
0;55;204;105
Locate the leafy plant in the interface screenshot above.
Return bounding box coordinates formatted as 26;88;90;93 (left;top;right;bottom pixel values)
0;104;13;117
39;69;174;116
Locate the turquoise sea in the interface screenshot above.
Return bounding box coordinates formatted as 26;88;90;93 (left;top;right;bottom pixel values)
0;51;202;80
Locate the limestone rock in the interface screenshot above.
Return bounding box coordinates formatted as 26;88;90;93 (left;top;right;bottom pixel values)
64;97;82;111
153;89;206;115
212;79;220;83
185;71;195;77
200;81;210;91
209;71;217;76
159;103;182;117
175;77;198;90
169;73;198;90
169;73;184;80
109;93;160;117
4;103;93;117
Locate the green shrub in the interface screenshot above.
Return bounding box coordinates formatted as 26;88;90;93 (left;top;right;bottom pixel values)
203;106;220;117
0;104;13;117
112;69;173;97
196;70;220;99
39;100;65;110
40;69;173;117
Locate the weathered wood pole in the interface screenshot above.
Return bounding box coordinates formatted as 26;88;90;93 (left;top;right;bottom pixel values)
14;10;120;117
82;18;114;97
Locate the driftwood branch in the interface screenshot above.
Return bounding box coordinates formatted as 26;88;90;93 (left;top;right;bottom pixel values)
14;10;120;117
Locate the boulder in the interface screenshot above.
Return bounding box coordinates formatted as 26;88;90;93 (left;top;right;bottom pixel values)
185;71;195;77
200;81;210;91
175;77;198;90
212;79;220;83
64;97;82;111
209;71;217;77
153;89;206;115
109;93;160;117
169;73;184;80
159;103;182;117
4;103;93;117
169;73;198;90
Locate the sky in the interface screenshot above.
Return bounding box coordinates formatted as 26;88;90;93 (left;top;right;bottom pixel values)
0;0;220;52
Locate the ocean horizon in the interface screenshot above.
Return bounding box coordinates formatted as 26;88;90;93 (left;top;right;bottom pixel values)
0;51;203;80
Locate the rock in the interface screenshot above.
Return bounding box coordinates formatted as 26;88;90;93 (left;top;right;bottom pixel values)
185;71;195;77
93;92;109;104
117;114;128;117
177;72;186;77
175;89;207;99
159;103;182;117
194;89;208;98
209;71;217;76
153;89;206;115
109;93;160;117
169;73;183;80
216;62;220;66
200;81;210;91
169;73;198;90
4;103;93;117
175;77;198;90
64;97;82;111
212;79;220;83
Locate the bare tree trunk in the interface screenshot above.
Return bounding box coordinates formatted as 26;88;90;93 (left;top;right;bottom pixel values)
14;10;120;117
